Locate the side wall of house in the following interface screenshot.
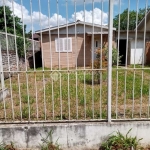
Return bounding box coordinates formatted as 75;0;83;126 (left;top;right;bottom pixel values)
42;34;92;68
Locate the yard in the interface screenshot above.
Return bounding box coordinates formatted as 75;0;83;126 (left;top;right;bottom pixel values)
1;65;150;121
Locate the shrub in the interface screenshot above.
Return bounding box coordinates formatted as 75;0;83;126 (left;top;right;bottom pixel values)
105;47;122;66
99;129;143;150
90;47;122;83
40;130;61;150
91;48;107;83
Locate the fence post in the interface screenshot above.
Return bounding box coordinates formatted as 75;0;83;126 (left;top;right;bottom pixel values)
0;41;5;90
107;0;113;123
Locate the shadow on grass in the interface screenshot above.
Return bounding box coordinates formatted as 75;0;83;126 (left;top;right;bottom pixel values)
82;78;101;85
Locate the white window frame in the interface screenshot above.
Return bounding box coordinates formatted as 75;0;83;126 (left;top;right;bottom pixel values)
55;37;72;52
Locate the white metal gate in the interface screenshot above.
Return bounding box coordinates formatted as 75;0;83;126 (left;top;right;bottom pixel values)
0;0;149;123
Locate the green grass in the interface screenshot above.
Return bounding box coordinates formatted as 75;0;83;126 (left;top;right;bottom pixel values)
1;65;150;121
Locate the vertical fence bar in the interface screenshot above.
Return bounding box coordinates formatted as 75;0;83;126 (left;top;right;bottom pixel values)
83;0;86;119
3;0;13;121
20;0;31;122
124;0;130;119
74;0;79;120
140;0;147;118
92;0;95;119
132;0;139;118
0;41;5;121
38;0;47;120
99;0;103;119
65;0;70;120
12;0;21;121
30;0;39;121
107;0;113;123
116;0;121;119
0;42;4;90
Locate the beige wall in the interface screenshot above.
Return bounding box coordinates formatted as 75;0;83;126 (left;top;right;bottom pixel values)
41;34;92;68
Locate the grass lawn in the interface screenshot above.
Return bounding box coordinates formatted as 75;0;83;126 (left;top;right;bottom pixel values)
1;65;150;121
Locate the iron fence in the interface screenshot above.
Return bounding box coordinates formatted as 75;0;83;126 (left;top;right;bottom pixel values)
0;0;150;123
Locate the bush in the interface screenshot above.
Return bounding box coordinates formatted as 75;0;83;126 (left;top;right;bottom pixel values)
99;129;143;150
91;48;107;83
105;47;122;66
16;37;31;59
40;130;61;150
91;47;122;83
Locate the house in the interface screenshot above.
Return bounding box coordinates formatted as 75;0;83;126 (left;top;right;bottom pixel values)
117;11;150;65
35;21;116;68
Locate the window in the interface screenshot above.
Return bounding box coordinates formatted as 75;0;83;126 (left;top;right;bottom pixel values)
95;40;101;48
55;37;72;52
95;41;98;48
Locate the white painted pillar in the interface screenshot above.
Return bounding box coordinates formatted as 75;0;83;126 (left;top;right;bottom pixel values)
107;0;113;123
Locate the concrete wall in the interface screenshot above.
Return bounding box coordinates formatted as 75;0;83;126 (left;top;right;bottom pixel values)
1;50;41;75
1;121;150;150
2;50;18;72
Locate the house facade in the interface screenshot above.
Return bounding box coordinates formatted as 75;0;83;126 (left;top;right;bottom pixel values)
36;21;116;68
118;10;150;65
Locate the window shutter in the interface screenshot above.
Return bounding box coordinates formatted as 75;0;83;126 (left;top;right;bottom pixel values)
64;38;72;52
55;38;63;52
55;38;72;52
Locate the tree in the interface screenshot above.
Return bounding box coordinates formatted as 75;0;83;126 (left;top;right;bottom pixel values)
0;6;30;58
113;7;150;30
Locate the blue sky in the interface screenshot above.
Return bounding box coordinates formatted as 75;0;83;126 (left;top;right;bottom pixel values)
1;0;150;32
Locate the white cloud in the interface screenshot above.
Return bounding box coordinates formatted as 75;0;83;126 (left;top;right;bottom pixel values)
0;0;66;31
71;8;108;25
0;0;108;31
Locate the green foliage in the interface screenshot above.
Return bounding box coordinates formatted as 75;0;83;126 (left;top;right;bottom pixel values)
91;47;122;83
0;6;25;35
105;47;122;65
16;37;30;58
0;6;30;58
99;129;143;150
40;130;61;150
113;7;150;30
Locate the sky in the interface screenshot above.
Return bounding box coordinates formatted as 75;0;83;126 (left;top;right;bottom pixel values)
0;0;150;32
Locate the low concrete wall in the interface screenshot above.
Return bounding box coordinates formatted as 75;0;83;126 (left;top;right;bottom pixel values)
0;121;150;150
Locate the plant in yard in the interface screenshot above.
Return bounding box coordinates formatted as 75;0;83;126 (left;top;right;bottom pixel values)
105;47;122;66
0;142;16;150
99;129;143;150
90;47;107;83
40;130;61;150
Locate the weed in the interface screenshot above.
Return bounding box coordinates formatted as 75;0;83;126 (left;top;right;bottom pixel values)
40;130;61;150
79;97;84;106
0;142;16;150
22;106;33;119
22;95;28;104
99;129;143;150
